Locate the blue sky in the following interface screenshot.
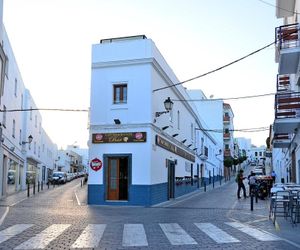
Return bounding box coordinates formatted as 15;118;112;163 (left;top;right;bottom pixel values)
3;0;283;148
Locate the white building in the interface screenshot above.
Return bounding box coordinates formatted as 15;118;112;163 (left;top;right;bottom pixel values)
0;1;57;197
272;0;300;184
88;35;223;206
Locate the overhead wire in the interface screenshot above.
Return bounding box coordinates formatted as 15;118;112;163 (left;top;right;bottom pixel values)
257;0;299;15
153;24;298;93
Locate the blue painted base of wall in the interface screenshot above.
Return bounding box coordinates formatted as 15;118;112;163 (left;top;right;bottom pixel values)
88;183;168;206
88;181;201;206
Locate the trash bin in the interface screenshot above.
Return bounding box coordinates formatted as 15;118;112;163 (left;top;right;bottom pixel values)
281;178;285;183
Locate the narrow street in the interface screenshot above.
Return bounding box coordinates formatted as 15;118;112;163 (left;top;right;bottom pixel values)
0;171;299;250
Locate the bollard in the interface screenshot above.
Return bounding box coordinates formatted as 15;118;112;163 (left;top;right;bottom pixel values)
255;192;258;203
220;176;222;186
213;177;215;189
33;182;36;195
250;194;254;211
38;181;40;192
41;181;43;191
27;183;30;197
204;181;207;192
81;179;83;187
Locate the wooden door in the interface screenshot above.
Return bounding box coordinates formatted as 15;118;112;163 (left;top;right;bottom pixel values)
107;158;119;200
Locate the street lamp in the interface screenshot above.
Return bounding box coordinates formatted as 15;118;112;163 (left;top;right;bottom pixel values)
22;135;33;145
155;97;174;117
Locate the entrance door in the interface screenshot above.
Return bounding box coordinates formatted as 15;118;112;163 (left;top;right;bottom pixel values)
107;157;128;201
168;161;175;199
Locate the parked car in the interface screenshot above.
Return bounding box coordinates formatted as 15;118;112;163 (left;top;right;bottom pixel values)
253;169;264;176
66;173;73;182
51;171;67;184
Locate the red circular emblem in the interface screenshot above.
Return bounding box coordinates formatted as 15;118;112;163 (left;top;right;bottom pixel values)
90;158;102;171
95;134;103;141
135;132;143;140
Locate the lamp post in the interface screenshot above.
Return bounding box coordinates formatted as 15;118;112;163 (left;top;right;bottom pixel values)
21;135;33;190
155;97;174;117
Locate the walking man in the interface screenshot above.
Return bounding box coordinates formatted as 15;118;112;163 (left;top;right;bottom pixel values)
236;169;247;199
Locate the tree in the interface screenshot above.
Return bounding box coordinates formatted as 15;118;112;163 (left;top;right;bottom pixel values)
224;157;233;168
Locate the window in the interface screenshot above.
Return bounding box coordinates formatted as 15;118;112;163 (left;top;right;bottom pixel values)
259;152;262;157
4;56;8;79
224;112;229;117
12;119;15;138
191;123;194;141
255;152;258;156
19;129;22;145
21;94;23;109
113;84;127;104
14;78;17;97
177;111;180;129
225;144;229;149
3;105;6;127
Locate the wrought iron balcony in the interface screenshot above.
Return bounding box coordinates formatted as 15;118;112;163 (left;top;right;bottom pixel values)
274;91;300;133
277;74;291;92
275;23;300;74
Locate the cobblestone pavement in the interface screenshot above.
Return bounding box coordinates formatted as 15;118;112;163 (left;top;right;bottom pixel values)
0;171;298;249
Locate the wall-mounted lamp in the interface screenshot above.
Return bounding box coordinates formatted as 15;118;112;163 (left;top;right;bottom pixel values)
114;119;121;125
155;97;174;117
172;133;179;137
187;144;192;148
215;149;222;156
22;135;33;145
181;139;187;143
162;126;169;130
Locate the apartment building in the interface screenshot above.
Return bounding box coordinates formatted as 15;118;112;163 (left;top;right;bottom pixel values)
272;0;300;184
0;1;58;197
88;35;223;206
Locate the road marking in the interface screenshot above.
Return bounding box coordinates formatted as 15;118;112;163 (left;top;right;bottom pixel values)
71;224;106;248
0;207;9;226
195;223;240;243
14;224;71;249
226;222;281;241
122;224;148;247
0;224;33;244
159;223;197;245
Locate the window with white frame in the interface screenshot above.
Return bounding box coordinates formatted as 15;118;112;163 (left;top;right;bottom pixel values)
177;110;180;129
14;78;17;97
3;105;6;127
12;119;15;138
19;129;22;145
21;94;23;109
191;123;194;141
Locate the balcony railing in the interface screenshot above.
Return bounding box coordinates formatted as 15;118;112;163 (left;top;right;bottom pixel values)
223;116;230;122
276;23;299;50
275;92;300;119
223;133;230;139
272;133;292;148
277;74;290;92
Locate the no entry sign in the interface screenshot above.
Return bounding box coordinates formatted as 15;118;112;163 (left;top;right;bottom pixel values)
90;158;102;172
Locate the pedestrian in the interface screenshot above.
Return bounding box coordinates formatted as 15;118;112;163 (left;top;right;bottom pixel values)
236;169;247;199
247;171;257;196
271;170;276;185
